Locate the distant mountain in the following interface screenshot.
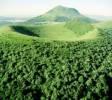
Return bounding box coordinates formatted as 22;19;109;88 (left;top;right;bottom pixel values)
0;16;15;20
0;21;11;26
0;16;28;23
0;17;13;26
87;15;112;21
27;5;95;23
0;16;29;26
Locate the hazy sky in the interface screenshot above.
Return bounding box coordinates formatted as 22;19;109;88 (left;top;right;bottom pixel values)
0;0;112;17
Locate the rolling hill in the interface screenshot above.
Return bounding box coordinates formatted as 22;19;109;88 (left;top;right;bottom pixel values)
26;5;95;23
0;23;98;42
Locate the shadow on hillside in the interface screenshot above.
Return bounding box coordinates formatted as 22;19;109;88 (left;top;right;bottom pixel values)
11;26;39;37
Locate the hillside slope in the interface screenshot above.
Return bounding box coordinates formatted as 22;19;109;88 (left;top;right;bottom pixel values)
65;19;94;36
0;24;99;42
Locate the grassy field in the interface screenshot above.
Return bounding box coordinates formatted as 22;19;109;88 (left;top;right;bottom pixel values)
0;22;100;42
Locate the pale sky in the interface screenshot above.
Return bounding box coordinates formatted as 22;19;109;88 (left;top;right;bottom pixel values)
0;0;112;17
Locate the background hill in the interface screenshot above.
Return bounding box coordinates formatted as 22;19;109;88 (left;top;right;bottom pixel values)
27;5;95;23
0;23;98;42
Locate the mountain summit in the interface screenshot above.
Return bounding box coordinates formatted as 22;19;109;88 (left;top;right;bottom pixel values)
46;5;80;17
27;5;95;23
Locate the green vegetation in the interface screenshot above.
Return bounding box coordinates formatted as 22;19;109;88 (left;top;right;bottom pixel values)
95;20;112;29
0;22;98;41
65;19;94;36
0;28;112;99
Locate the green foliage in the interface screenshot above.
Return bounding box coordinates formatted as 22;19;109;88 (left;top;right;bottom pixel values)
0;28;112;99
